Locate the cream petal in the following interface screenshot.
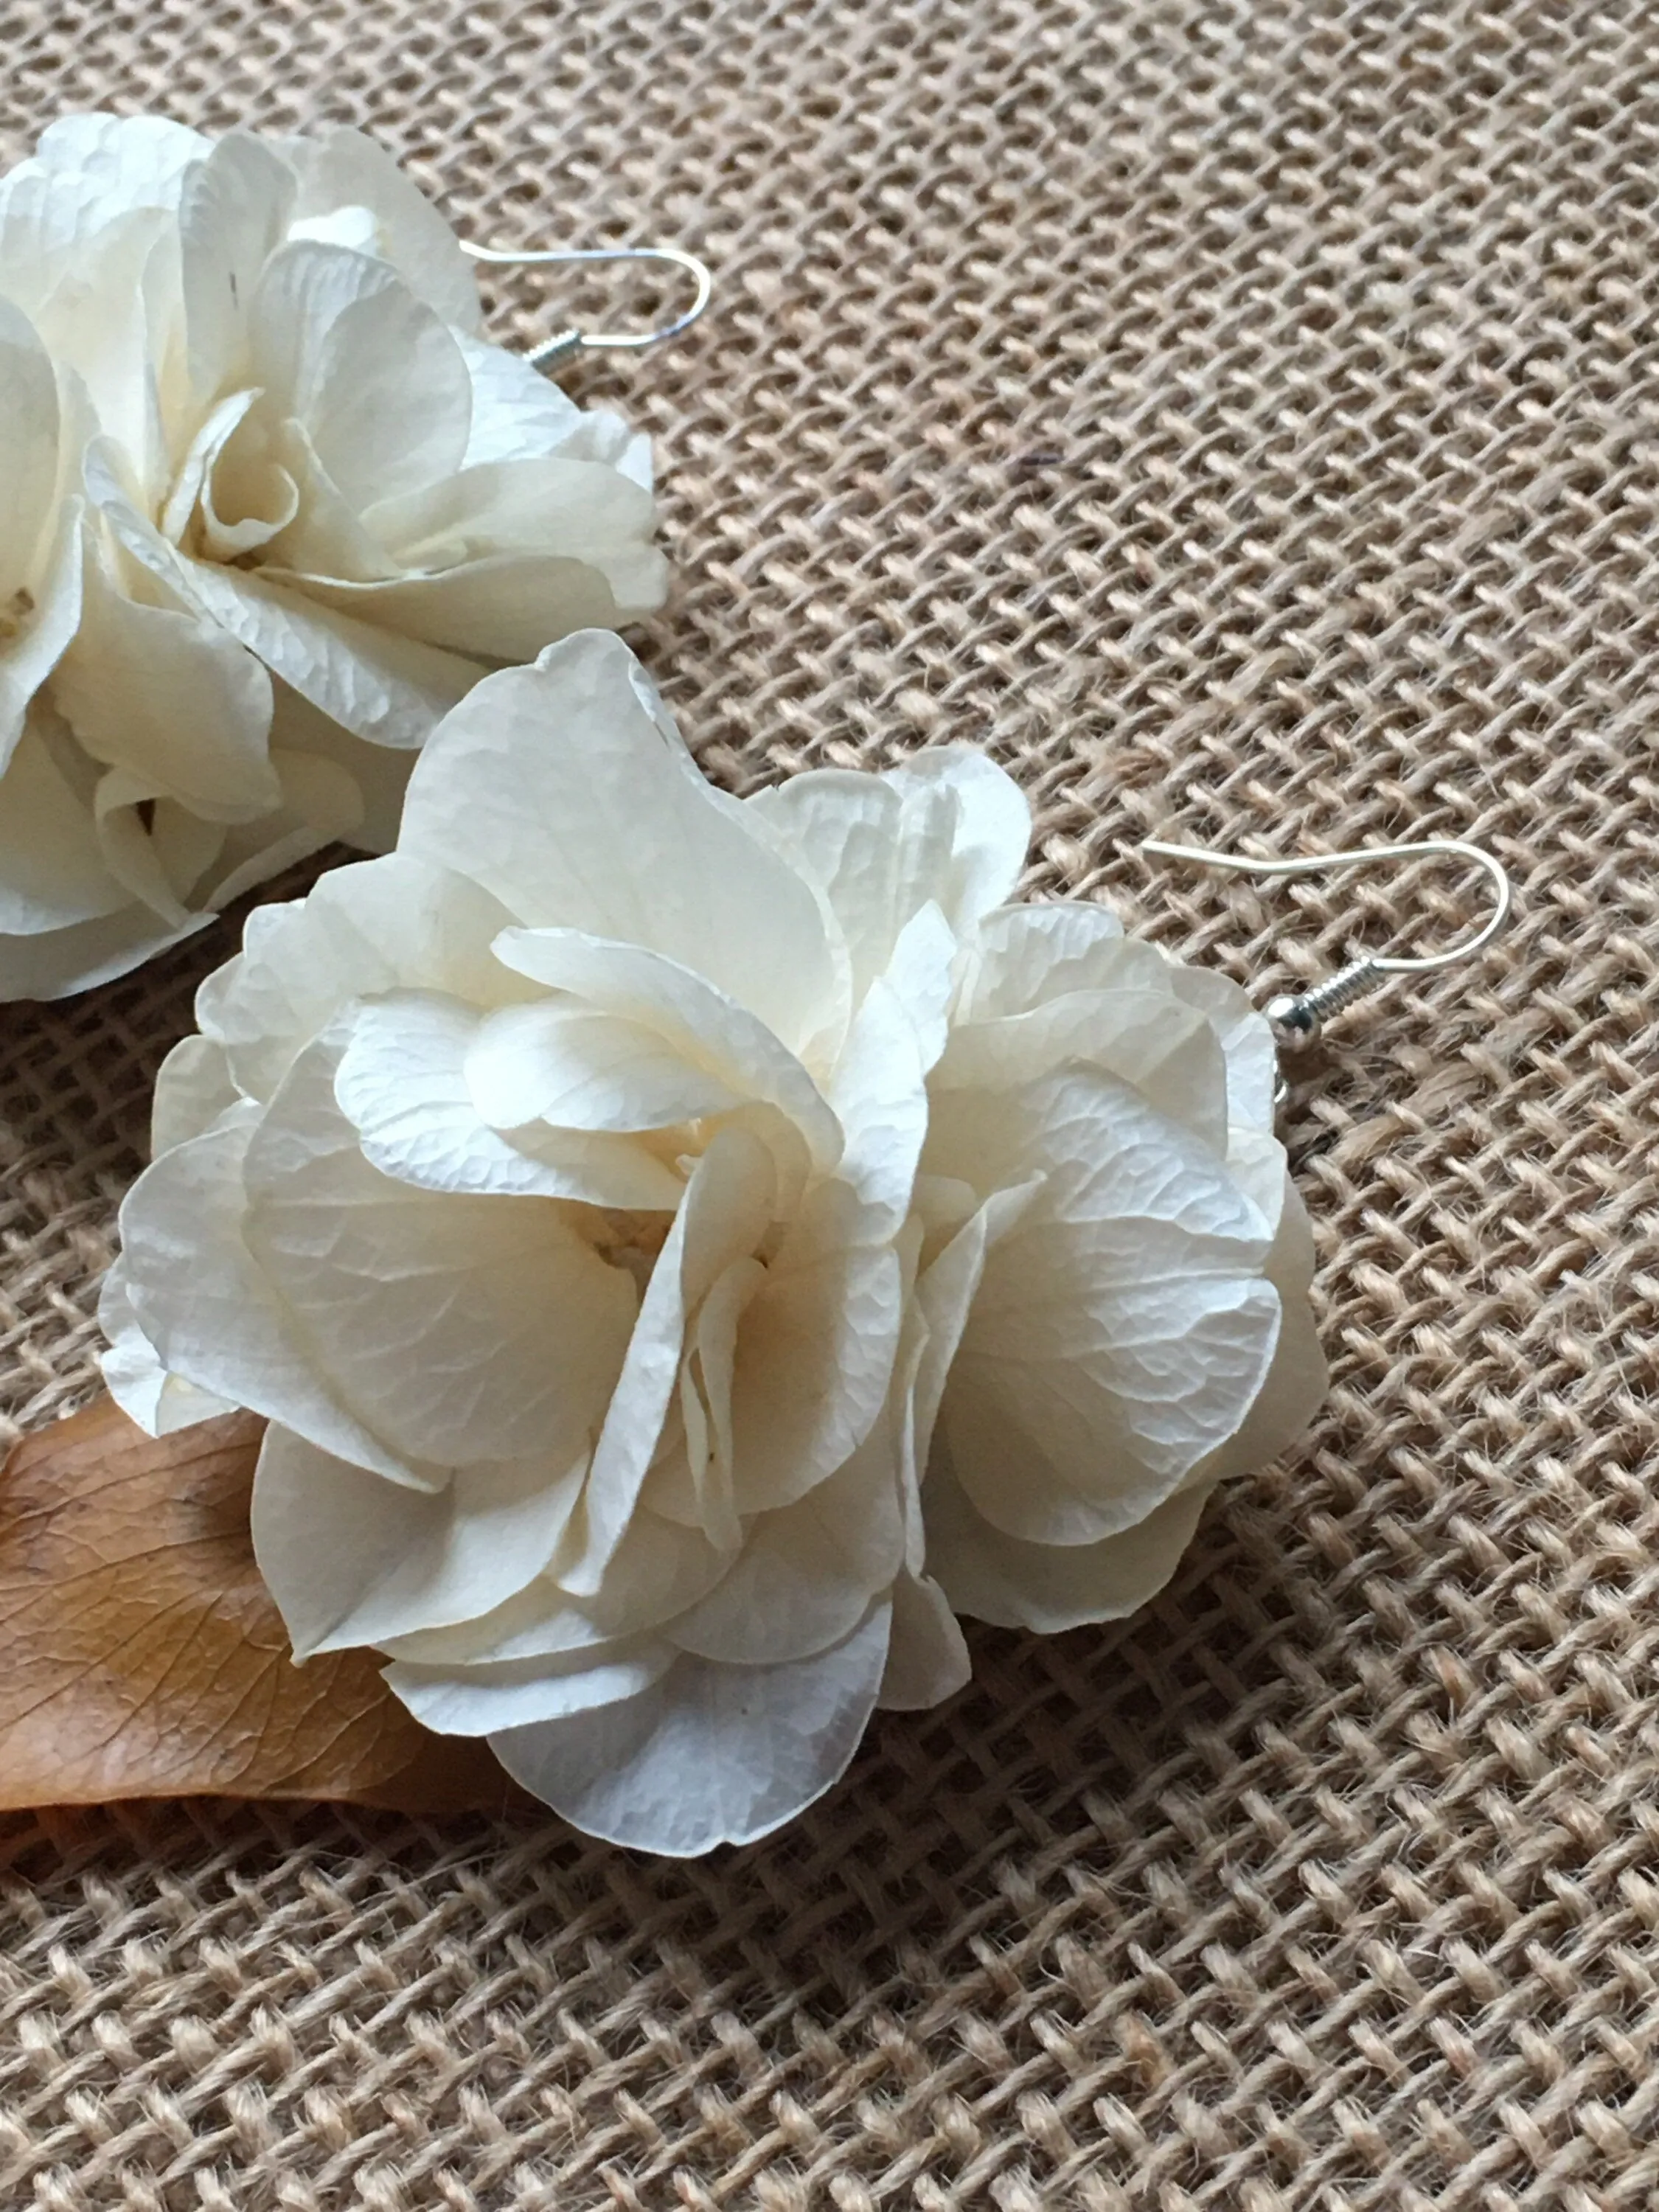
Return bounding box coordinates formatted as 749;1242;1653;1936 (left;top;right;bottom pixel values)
910;1172;985;1254
0;117;204;320
669;1254;765;1551
883;1270;931;1568
87;441;479;745
578;416;653;490
928;1070;1283;1542
488;1601;892;1854
352;454;665;620
462;400;647;487
0;501;85;776
51;538;280;820
891;747;1031;922
560;1505;734;1636
291;543;661;662
453;330;585;465
0;720;129;933
285;207;379;255
177;131;295;399
198;745;365;908
147;798;223;900
150;1032;242;1155
494;928;843;1173
1206;1289;1324;1484
960;1204;1280;1367
116;1113;422;1482
252;413;392;579
265;684;414;854
200;420;304;563
746;769;932;1001
92;769;200;928
909;1176;1043;1462
250;240;473;508
384;1507;728;1667
334;989;688;1208
959;900;1131;1021
287;126;482;334
385;1643;675;1736
159;386;260;546
824;968;933;1239
564;1126;777;1596
925;1455;1216;1633
243;1032;636;1470
924;1062;1266;1239
958;908;1267;1138
251;1424;585;1659
1165;961;1280;1134
34;211;174;496
670;1434;904;1666
706;1099;819;1224
935;987;1231;1155
751;744;1029;992
1194;1158;1326;1484
465;997;745;1134
363;454;656;563
877;1572;972;1711
0;901;204;1002
195;849;529;1101
640;1410;701;1531
0;297;60;602
13;112;207;212
184;550;481;745
881;900;959;1068
246;239;397;414
378;1580;616;1668
941;1269;1279;1547
400;634;841;1054
97;1256;237;1434
728;1183;905;1516
0;170;88;324
1222;1125;1291;1243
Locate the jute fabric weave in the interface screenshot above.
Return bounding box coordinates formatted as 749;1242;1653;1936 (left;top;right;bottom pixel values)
3;2;1658;2206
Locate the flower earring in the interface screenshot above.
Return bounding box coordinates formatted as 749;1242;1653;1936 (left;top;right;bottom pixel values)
0;115;712;1003
99;632;1513;1855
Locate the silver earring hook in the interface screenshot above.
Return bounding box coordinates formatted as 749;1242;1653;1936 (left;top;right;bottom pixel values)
1140;835;1512;1051
462;242;712;373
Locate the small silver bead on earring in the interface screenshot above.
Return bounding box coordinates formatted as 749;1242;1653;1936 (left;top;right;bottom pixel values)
1140;838;1512;1089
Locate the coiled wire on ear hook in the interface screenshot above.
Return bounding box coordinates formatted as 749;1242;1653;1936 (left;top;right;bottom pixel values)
1140;836;1513;1054
462;242;713;373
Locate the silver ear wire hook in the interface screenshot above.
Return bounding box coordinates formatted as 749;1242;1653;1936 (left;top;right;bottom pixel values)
1140;836;1512;1054
461;242;712;373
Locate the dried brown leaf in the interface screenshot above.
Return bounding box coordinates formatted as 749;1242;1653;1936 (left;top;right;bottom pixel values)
0;1397;527;1815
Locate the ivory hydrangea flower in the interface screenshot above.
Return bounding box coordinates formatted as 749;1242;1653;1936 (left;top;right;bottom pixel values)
0;114;664;1000
104;630;1324;1853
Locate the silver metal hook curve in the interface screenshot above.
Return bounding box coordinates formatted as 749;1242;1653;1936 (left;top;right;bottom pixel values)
1140;836;1510;975
1140;834;1513;1055
462;241;712;371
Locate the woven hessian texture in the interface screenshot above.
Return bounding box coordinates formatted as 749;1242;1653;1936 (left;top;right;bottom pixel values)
3;2;1658;2206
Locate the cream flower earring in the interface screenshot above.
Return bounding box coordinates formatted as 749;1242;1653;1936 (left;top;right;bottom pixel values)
0;114;709;1001
99;632;1509;1855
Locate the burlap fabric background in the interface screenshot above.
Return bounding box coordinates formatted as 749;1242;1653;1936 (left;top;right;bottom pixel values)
2;2;1657;2206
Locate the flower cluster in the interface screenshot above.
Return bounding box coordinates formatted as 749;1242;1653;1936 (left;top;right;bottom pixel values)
0;114;663;1000
105;630;1324;1853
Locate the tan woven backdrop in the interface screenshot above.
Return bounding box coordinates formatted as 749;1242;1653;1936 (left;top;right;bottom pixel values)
3;2;1657;2206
